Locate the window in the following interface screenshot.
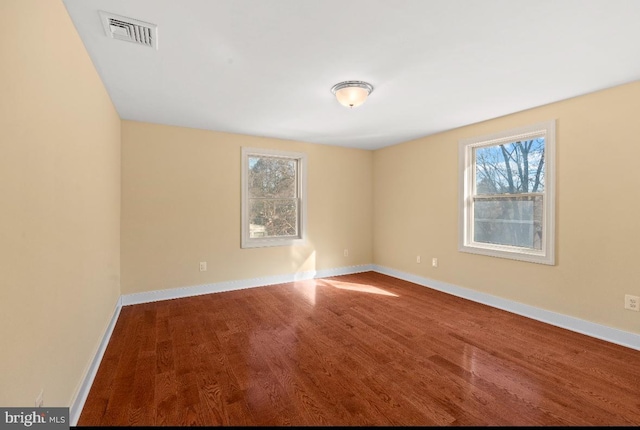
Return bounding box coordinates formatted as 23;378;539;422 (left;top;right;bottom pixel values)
459;120;555;265
241;147;307;248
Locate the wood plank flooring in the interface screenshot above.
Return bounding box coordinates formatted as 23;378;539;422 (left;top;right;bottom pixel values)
78;272;640;426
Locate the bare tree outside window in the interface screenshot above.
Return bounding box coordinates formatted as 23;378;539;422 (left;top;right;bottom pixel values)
473;138;545;249
248;156;299;238
459;120;555;265
242;147;307;249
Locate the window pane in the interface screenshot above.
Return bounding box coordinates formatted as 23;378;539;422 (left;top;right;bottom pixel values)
475;138;545;195
249;199;298;238
248;156;297;199
474;196;543;250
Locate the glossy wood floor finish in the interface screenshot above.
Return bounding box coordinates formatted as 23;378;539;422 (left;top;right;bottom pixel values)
79;272;640;426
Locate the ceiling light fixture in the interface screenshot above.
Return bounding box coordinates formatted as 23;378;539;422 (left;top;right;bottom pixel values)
331;81;374;108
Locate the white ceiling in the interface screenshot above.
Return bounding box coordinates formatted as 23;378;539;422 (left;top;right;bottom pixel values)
63;0;640;150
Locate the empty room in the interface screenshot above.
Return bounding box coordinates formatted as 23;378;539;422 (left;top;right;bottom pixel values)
2;0;640;427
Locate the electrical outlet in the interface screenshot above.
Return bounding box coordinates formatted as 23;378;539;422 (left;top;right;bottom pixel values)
35;389;43;408
625;294;639;311
344;249;349;257
416;255;421;264
432;258;438;267
199;262;207;272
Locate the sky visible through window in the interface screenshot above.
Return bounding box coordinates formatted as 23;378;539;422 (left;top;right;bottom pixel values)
475;138;545;195
473;138;545;249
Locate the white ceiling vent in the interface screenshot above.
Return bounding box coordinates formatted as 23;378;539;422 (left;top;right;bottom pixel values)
99;11;158;50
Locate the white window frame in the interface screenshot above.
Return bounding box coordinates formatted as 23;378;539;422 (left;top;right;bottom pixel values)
241;147;307;249
458;120;556;265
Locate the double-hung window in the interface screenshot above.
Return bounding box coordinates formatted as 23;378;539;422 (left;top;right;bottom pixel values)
241;147;307;248
459;120;555;265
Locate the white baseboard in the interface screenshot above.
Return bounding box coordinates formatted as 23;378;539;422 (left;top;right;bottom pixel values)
373;264;640;351
71;263;639;423
71;264;371;422
69;296;123;426
121;264;375;306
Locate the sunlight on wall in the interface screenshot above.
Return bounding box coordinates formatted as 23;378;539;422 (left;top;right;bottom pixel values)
292;249;317;305
290;246;316;278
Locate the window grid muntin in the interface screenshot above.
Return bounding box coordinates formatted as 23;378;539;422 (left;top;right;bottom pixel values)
459;120;555;265
241;147;307;248
468;134;546;253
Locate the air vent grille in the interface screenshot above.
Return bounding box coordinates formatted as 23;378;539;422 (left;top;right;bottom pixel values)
99;11;158;50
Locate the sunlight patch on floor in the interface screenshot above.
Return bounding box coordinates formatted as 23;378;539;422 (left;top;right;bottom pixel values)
325;280;398;297
294;281;317;306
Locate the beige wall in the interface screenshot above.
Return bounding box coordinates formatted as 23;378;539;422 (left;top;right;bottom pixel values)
2;0;638;410
121;121;372;294
0;0;121;407
374;81;640;335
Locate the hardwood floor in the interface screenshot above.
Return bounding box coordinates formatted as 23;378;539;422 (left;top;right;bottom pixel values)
78;272;640;426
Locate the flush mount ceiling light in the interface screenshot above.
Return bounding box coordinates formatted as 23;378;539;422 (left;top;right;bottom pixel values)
331;81;374;108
